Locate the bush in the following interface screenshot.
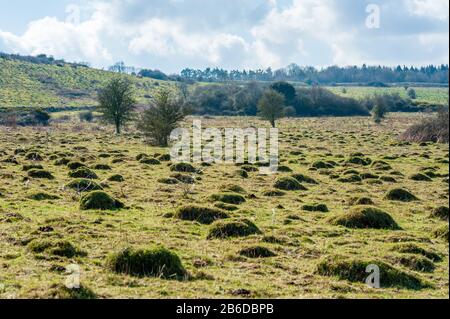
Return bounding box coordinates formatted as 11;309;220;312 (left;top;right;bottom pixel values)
327;206;400;230
316;256;428;290
27;169;54;179
401;110;449;143
176;205;229;224
69;168;98;179
207;219;261;239
80;191;124;210
239;246;276;258
209;193;246;205
385;188;418;202
274;177;306;191
66;179;103;192
106;247;186;279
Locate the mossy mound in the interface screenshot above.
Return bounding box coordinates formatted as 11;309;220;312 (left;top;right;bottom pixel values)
327;206;400;230
139;157;161;165
66;179;103;192
170;162;196;173
80;191;124;210
263;189;286;197
240;165;258;172
380;176;397;183
235;169;249;178
108;174;125;182
106;247;186;279
28;240;86;258
291;173;318;184
409;173;432;182
223;184;246;194
430;206;449;221
337;174;362;183
176;205;229;224
302;203;329;213
347;156;372;166
67;161;86;170
214;202;239;211
55;158;71;166
92;164;112;170
25;152;43;161
171;173;195;184
390;254;435;273
207;219;261;239
209;193;246;205
158;154;172;162
27;169;54;180
47;284;97;300
274;177;306;191
391;243;442;262
351;197;375;206
239;246;276;258
360;172;379;180
28;192;60;201
316;256;428;290
22;164;43;171
433;225;449;242
371;160;392;171
385;188;418;202
158;177;179;185
312;161;334;169
277;165;293;172
68;167;98;179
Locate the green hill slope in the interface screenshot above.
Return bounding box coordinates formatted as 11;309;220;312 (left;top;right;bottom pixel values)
0;57;173;108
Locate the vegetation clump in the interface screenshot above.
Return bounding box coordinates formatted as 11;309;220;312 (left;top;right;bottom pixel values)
68;167;98;179
27;169;54;179
327;206;400;230
66;179;103;192
28;192;60;201
176;205;229;224
433;225;449;242
239;246;276;258
25;152;43;161
350;197;375;206
209;193;246;205
92;163;111;170
28;240;86;258
106;247;186;279
274;177;306;191
139;157;161;165
207;219;261;239
170;163;196;173
390;254;435;273
67;161;86;170
302;203;329;213
80;191;124;210
291;173;318;184
347;156;372;166
108;174;125;182
430;206;449;221
401;110;449;143
22;164;43;171
385;188;418;202
262;189;286;197
409;173;432;182
391;243;442;262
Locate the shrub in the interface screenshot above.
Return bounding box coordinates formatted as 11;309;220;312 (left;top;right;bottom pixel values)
80;191;124;210
176;205;229;224
274;177;306;191
68;168;98;179
207;219;261;239
316;256;428;290
385;188;418;202
430;206;449;221
327;206;400;230
302;203;329;213
209;193;246;205
401;110;449;143
106;247;186;279
28;169;54;179
170;173;195;184
66;179;103;192
239;246;276;258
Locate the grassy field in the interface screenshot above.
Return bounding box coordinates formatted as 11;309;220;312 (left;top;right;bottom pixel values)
0;113;448;299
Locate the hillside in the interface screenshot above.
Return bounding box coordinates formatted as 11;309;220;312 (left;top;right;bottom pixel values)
0;57;174;108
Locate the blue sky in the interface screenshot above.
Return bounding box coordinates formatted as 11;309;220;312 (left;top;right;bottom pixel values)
0;0;448;73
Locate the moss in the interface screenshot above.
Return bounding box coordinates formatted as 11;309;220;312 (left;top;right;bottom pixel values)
239;246;276;258
327;206;400;230
139;157;161;165
410;173;433;182
67;161;86;170
385;188;418;202
291;173;318;184
433;224;449;242
389;254;435;273
22;164;43;171
430;206;449;221
28;240;86;258
108;174;125;182
302;203;329;213
274;177;306;191
391;243;442;262
68;167;98;179
28;192;60;201
176;205;229;224
316;256;429;290
106;247;186;279
66;179;103;192
47;284;97;299
207;219;261;239
93;163;111;170
210;193;246;205
28;169;54;179
170;162;196;173
80;191;124;210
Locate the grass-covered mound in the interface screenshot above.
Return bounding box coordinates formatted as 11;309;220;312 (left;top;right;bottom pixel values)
239;246;276;258
391;243;442;262
291;173;318;184
327;206;400;230
316;256;429;290
139;157;161;165
106;247;186;279
24;152;43;161
274;177;306;191
262;189;286;197
67;161;86;170
65;179;103;192
209;193;246;205
92;163;111;170
108;174;125;182
28;240;86;258
430;206;449;221
170;163;196;173
28;192;60;201
409;173;432;182
347;156;372;166
27;169;54;179
68;167;98;179
207;219;261;239
47;284;97;300
385;188;418;202
350;197;375;206
302;203;329;213
80;191;124;210
433;225;449;242
176;205;229;224
22;164;43;171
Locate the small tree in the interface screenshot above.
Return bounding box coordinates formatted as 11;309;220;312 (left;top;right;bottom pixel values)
258;89;285;128
407;88;417;100
372;95;389;123
138;90;186;147
97;78;136;135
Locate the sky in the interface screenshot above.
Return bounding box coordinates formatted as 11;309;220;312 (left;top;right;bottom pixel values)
0;0;448;73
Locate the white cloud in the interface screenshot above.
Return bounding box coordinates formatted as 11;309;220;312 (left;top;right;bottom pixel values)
404;0;449;20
